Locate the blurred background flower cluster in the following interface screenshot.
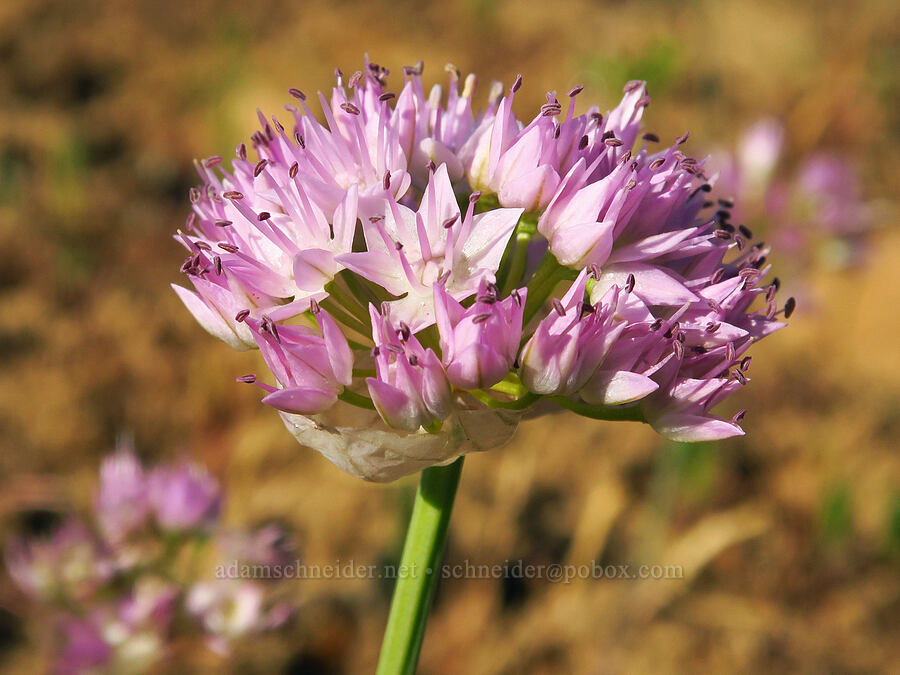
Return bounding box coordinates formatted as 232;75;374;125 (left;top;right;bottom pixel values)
6;443;294;672
0;0;897;672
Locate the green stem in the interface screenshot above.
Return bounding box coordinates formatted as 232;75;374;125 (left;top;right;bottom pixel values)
500;233;532;296
321;298;370;337
376;458;464;675
325;280;372;330
497;214;537;295
550;396;646;422
338;389;376;410
470;389;541;410
522;254;573;326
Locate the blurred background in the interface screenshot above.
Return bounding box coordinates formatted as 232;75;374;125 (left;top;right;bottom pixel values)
0;0;898;672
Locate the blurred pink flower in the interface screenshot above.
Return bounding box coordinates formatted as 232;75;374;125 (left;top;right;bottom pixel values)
95;444;149;543
6;519;112;602
148;461;221;532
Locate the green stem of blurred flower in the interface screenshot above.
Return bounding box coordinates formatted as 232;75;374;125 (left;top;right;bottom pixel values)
376;457;464;675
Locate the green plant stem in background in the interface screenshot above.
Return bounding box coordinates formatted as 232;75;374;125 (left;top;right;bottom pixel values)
376;458;464;675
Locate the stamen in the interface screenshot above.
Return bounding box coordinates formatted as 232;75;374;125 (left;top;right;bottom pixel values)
472;313;492;324
223;191;244;200
379;92;396;101
235;309;250;322
784;297;796;318
512;74;523;93
254;159;268;177
340;102;361;115
258;212;271;221
738;225;753;239
624;273;636;293
642;132;660;143
552;298;566;316
288;88;306;101
236;374;257;384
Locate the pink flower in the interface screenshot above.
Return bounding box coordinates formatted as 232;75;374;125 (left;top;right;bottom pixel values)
520;269;630;396
95;443;149;543
366;305;452;431
148;461;221;532
172;60;794;479
434;279;525;390
243;305;353;415
338;163;522;331
737;118;784;195
6;519;112;602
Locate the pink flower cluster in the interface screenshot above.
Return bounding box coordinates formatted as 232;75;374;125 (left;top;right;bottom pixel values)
5;445;293;671
174;60;793;477
713;118;872;269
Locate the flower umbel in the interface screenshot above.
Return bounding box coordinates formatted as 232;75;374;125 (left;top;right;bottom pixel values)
174;60;794;481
